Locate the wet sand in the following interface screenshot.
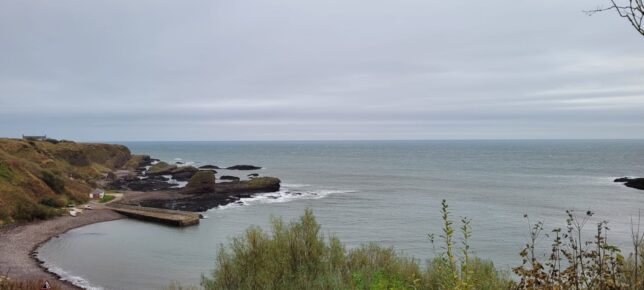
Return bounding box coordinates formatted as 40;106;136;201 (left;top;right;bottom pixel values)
0;208;124;289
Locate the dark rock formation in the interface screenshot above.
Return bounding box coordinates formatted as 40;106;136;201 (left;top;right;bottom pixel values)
181;171;216;194
614;177;644;190
215;177;280;195
626;178;644;190
247;173;259;178
220;175;240;182
226;165;262;170
107;175;172;191
170;166;199;181
199;165;220;169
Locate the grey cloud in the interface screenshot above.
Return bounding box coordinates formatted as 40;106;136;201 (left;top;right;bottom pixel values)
0;0;643;141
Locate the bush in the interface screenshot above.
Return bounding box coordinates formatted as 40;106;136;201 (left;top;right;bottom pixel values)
40;170;65;194
40;195;68;208
202;206;509;290
11;203;60;222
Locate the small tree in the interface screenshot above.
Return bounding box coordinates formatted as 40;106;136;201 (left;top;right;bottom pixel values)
588;0;644;37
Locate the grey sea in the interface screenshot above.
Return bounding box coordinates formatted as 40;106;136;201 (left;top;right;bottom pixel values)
37;140;644;290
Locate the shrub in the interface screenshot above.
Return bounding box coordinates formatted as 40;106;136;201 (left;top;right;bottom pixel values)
40;170;65;194
512;210;627;289
40;195;68;208
202;206;509;290
11;202;60;222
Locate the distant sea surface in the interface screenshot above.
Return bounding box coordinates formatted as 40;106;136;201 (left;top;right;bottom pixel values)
38;140;644;290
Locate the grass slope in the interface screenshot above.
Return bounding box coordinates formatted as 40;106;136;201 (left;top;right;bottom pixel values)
0;138;131;224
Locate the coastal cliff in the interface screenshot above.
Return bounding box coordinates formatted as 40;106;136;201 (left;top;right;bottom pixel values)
0;138;131;224
0;138;282;225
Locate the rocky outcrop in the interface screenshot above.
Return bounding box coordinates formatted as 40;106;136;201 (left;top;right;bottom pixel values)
226;165;262;170
215;177;280;195
199;165;220;169
148;162;177;176
615;177;644;190
137;177;281;212
171;166;198;181
181;171;216;194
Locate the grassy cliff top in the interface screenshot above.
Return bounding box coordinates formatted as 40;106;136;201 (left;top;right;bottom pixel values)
0;138;132;224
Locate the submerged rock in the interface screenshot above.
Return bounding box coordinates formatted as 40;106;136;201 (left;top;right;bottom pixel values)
226;165;262;170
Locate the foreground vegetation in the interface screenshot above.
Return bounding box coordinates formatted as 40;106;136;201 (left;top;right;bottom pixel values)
0;273;61;290
188;201;644;290
197;201;509;290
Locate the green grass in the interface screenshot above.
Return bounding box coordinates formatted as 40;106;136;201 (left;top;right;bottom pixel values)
99;194;115;203
0;162;13;182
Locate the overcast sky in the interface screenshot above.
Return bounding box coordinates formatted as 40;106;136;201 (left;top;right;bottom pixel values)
1;0;643;141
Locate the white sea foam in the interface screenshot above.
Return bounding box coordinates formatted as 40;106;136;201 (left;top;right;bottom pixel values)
162;175;188;188
42;262;104;290
281;183;312;188
214;185;356;210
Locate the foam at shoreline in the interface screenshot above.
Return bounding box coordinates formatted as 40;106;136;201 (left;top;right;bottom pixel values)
40;254;104;290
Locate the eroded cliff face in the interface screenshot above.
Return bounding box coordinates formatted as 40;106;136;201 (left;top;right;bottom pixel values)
0;138;132;224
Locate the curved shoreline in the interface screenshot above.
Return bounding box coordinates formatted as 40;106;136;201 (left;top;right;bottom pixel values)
0;209;125;290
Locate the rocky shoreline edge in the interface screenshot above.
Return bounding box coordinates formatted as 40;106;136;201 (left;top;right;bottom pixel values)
105;155;281;212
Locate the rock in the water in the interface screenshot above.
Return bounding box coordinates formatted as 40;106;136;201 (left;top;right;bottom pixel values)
215;177;281;194
220;175;240;182
175;161;184;165
181;171;216;194
147;161;177;176
199;165;220;169
226;165;262;170
625;178;644;190
171;166;199;181
247;173;259;178
614;177;644;190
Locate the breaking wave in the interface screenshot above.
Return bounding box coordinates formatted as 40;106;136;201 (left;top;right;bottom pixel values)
215;184;356;210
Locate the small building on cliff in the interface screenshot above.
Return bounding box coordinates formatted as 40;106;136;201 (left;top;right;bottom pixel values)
89;188;105;199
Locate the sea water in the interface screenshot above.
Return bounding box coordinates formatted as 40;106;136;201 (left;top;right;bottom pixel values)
37;140;644;289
